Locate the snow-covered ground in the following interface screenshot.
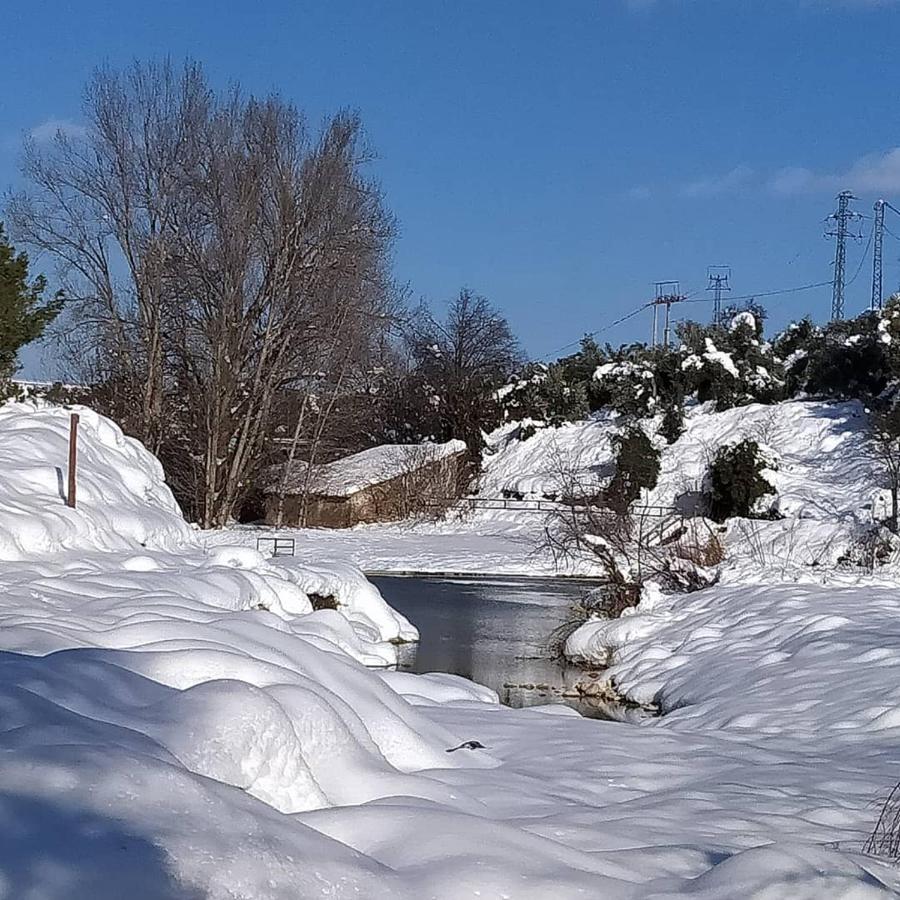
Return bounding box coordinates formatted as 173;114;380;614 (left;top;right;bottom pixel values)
6;399;900;897
205;512;559;575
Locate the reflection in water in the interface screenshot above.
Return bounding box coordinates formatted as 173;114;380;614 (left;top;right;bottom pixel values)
370;575;607;716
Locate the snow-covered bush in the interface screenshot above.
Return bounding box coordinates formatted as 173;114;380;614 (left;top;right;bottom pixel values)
592;348;659;417
499;362;588;428
678;311;785;411
708;438;777;522
774;299;900;401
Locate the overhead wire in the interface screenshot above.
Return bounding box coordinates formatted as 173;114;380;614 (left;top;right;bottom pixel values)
537;279;835;361
845;220;874;288
538;303;651;360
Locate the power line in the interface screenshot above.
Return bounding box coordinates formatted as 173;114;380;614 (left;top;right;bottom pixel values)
846;219;874;289
537;303;650;360
873;200;885;310
650;281;687;349
825;191;863;320
680;279;834;307
706;266;731;326
537;278;834;361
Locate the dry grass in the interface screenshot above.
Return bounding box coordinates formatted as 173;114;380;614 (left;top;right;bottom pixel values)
864;781;900;860
675;531;726;568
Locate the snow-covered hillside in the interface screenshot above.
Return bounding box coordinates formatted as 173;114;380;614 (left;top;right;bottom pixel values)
481;399;878;522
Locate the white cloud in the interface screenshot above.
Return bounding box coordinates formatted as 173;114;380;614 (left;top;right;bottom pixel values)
770;148;900;195
29;119;88;143
680;164;754;198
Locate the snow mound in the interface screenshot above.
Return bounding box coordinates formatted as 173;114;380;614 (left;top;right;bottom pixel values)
0;402;417;648
0;402;195;559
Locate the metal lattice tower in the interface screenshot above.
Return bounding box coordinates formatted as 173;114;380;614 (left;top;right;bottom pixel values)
825;191;861;320
707;266;731;326
873;199;885;310
650;281;686;349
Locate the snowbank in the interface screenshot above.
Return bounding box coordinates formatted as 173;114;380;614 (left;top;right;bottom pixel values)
6;399;900;897
0;402;194;559
0;402;416;648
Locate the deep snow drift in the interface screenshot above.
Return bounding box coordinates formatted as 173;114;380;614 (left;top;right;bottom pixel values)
5;399;900;897
0;402;416;652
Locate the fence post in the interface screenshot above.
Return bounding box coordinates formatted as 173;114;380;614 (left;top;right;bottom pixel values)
66;413;79;509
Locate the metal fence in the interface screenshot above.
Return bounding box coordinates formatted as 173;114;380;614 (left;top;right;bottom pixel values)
256;536;296;557
425;495;680;519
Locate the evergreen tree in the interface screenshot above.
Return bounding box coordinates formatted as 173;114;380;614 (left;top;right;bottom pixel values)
606;427;660;515
0;224;63;382
709;439;775;521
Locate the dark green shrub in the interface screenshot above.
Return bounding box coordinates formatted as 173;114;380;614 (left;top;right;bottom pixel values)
709;439;775;521
606;427;660;515
659;404;684;444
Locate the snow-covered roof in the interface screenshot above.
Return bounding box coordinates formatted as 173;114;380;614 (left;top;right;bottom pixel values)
268;439;467;498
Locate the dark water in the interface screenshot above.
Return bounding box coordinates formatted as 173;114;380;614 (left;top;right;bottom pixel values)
369;574;607;715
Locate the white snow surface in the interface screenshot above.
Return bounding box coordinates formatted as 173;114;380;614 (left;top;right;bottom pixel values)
0;402;415;649
0;402;194;559
6;399;900;896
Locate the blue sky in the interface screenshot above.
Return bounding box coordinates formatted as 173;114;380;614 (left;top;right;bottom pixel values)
4;0;900;375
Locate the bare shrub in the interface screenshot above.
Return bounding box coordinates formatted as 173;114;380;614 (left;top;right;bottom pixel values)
864;781;900;860
548;589;609;658
837;525;900;573
538;448;718;614
673;524;726;568
747;408;781;446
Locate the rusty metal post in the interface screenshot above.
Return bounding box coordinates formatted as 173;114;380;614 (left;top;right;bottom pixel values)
67;413;79;509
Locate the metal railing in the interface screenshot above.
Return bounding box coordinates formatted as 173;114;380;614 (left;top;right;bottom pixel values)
423;495;681;519
256;536;296;557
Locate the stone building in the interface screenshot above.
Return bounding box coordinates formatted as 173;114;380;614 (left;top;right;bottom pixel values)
264;440;467;528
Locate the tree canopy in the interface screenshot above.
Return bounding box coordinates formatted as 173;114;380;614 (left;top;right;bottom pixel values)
0;224;62;383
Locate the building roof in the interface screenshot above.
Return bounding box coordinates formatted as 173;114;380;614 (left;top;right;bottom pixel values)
266;439;467;498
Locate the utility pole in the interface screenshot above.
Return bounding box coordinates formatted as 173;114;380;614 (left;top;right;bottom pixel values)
706;266;731;326
825;190;862;321
650;281;686;349
873;199;885;311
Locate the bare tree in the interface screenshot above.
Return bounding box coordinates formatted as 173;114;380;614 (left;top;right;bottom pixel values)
405;289;520;466
8;60;398;527
7;60;209;455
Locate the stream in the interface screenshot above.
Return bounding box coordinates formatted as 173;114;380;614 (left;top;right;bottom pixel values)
369;574;612;717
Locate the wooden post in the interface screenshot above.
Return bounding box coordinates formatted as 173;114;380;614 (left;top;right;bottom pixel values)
67;413;79;509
